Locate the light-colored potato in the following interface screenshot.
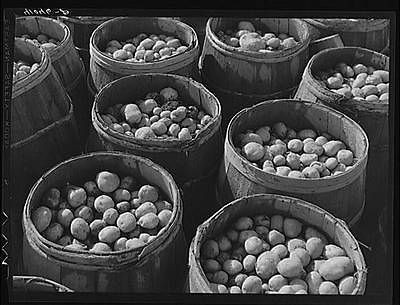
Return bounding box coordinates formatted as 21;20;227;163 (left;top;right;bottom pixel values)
223;259;243;275
137;212;159;229
287;139;303;153
242;275;263;294
94;195;115;213
276;166;291;176
362;84;379;97
70;218;90;241
269;144;287;157
270;244;288;259
300;153;318;166
67;186;87;208
338;275;357;295
102;208;118;225
306;270;323;294
244;236;264;255
90;242;112;252
324;244;346;259
319;281;338;294
305;227;327;243
98;226;120;244
242;142;265;162
287;238;306;252
74;206;94;223
234;216;254;230
229;286;242;294
126;238;146;250
43;223;64;242
379;92;389;103
116;212;136;233
277;257;305;278
283;218;302;238
289;248;311;267
268;230;285;246
336;149;353;166
318;256;354;281
96;171;120;193
255;126;271;143
238;230;258;244
290;278;308;292
373;70;389;83
278;285;296;294
306;237;325;259
243;254;257;272
268;274;288;291
234;273;248;287
32;206;52;233
255;251;280;280
323;140;346;157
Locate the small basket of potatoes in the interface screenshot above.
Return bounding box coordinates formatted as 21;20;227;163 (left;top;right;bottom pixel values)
188;194;367;295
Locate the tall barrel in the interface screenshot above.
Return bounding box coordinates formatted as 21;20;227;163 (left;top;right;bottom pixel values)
199;18;310;130
294;47;389;239
57;16;114;71
22;152;187;292
15;16;89;139
188;194;367;294
92;73;223;240
9;38;81;274
217;99;369;227
303;18;390;53
89;17;200;91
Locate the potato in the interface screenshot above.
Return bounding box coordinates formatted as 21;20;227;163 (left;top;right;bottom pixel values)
278;285;296;294
270;244;288;259
115;212;136;233
96;171;120;193
229;286;242;294
222;259;243;276
299;153;318;166
83;181;101;197
58;235;73;246
255;126;271;143
319;281;338;294
178;128;192;140
126;238;146;250
269;144;287;157
287;238;306;252
277;257;305;278
238;133;262;147
268;230;285;246
137;212;159;229
244;236;263;255
113;237;128;251
295;289;308;294
352;63;367;75
42;188;61;209
234;216;253;230
361;84;379;97
203;259;221;273
336;149;354;166
70;218;90;240
268;274;288;291
283;218;302;238
242;275;263;294
289;248;311;267
324;157;338;171
318;256;354;281
379;92;389;103
323;244;346;259
365;74;382;86
373;70;389;83
213;270;228;284
322;140;346;157
305;237;324;259
176;46;188;53
376;83;388;95
202;240;219;258
65;185;86;208
232;273;247;288
138;185;158;203
289;278;307;291
255;251;280;280
116;201;131;213
98;226;121;244
240;33;266;52
241;254;256;272
74;206;94;223
94;195;114;213
43;223;63;242
263;166;276;175
270;215;283;232
90;242;112;252
134;126;155;139
287;139;303;153
267;37;281;49
276;166;290;176
254;226;269;238
155;209;171;228
288;170;305;179
271;122;287;138
242;142;265;162
238;230;258;244
273;155;285;167
338;275;357;295
303;141;324;156
54;208;72;228
282;37;297;49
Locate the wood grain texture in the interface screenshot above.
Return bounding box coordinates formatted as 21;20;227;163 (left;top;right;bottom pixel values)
15;16;89;135
89;17;200;91
309;34;344;57
217;99;369;226
188;194;367;294
22;152;187;292
199;18;310;96
303;19;389;53
294;47;389;235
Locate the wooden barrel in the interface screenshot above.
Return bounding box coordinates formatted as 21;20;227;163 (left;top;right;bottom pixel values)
179;17;208;50
22;152;187;292
15;16;89;138
57;16;115;71
294;47;389;236
12;276;73;293
309;34;344;57
89;17;200;91
217;99;369;227
303;19;389;53
8;38;81;275
92;73;223;240
199;18;310;130
188;193;367;294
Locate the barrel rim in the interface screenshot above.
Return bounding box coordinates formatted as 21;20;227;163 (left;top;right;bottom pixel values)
89;17;199;71
12;275;73;292
58;15;115;24
92;72;222;152
303;18;389;32
15;16;73;62
225;99;369;191
23;151;183;266
304;46;389;112
205;17;311;62
12;38;51;94
190;193;367;294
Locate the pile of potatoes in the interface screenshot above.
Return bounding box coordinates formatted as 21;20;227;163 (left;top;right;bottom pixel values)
317;62;389;103
200;214;357;294
101;87;213;141
19;33;61;51
13;60;40;81
103;33;188;63
216;21;299;52
31;171;174;252
234;122;356;178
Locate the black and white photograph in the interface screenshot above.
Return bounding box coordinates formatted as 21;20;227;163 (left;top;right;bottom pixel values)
1;6;398;304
